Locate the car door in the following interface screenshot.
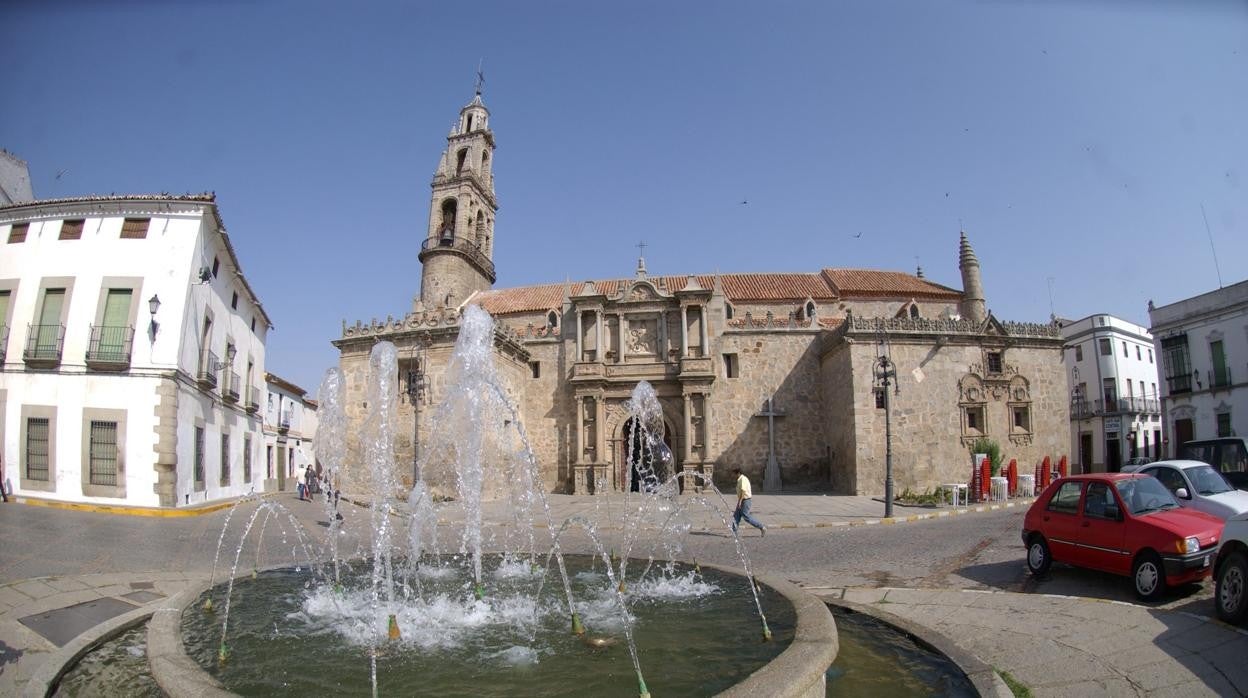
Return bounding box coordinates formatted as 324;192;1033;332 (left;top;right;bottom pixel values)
1078;481;1128;574
1042;480;1085;565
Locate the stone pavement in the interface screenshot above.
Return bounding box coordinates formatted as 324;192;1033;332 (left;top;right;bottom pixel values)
1;493;1245;697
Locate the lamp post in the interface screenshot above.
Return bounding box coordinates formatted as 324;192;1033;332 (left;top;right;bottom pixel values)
874;326;899;519
405;334;431;484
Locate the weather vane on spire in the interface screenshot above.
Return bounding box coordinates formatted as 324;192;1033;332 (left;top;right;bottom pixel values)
474;59;485;96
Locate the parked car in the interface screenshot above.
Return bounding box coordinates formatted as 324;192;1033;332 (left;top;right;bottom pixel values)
1137;460;1248;520
1179;438;1248;491
1022;474;1224;600
1124;456;1152;468
1214;511;1248;624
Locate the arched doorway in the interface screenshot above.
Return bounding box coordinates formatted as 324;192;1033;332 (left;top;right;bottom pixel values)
621;417;678;493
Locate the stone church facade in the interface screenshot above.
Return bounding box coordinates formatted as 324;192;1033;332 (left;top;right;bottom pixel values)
333;91;1070;496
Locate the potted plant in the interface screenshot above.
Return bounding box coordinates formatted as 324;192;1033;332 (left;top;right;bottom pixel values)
970;437;1004;478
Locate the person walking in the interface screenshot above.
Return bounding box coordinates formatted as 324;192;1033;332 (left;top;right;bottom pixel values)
732;467;766;537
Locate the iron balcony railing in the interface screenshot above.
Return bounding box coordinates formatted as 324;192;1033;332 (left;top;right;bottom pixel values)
197;351;219;389
1166;373;1192;394
223;370;241;403
24;324;65;366
1070;399;1095;419
85;324;134;369
278;412;292;433
418;236;496;282
245;385;260;413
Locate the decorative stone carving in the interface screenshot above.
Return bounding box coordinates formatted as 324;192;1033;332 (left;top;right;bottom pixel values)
628;319;658;354
1009;376;1031;403
959;374;985;404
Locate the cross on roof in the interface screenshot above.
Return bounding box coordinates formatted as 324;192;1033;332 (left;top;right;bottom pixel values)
474;59;485;96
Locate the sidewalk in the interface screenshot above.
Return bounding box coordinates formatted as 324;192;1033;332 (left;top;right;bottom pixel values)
817;586;1248;697
2;493;1245;697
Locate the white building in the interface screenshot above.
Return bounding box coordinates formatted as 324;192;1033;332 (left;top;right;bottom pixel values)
0;194;273;508
1149;279;1248;453
1062;314;1163;472
261;371;318;494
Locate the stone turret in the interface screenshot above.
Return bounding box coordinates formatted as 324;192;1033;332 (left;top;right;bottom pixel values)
958;231;987;323
416;88;499;310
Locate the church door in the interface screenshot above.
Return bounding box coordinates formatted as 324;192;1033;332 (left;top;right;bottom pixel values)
621;417;676;493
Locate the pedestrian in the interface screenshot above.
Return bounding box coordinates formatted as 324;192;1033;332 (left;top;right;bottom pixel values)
304;464;316;500
296;472;306;501
731;467;766;537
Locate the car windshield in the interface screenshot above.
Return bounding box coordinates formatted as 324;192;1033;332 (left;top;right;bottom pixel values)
1114;477;1180;516
1187;465;1234;496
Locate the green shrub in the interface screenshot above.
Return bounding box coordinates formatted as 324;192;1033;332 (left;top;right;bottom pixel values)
970;437;1004;477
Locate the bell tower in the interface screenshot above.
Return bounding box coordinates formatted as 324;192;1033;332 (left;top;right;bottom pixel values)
416;85;498;310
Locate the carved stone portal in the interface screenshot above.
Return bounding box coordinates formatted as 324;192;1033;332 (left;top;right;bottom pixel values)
628;319;658;355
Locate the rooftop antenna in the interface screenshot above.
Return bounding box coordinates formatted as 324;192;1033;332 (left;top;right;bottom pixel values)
1046;276;1056;318
1200;202;1224;289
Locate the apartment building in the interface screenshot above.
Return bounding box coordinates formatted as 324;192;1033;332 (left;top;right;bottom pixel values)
261;371;318;494
0;194;272;507
1149;279;1248;453
1062;314;1163;472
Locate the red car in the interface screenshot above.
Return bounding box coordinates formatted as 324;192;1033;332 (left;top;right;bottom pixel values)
1022;473;1224;600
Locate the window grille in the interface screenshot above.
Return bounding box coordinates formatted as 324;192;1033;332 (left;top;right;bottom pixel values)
26;417;50;481
89;421;119;486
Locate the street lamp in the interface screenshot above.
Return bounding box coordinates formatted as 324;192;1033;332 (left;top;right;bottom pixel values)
874;325;899;519
405;333;432;483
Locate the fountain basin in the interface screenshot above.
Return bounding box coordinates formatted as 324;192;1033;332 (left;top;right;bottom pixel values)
144;558;836;698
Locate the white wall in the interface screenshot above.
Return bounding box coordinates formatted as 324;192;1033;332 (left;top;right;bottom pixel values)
0;199;270;506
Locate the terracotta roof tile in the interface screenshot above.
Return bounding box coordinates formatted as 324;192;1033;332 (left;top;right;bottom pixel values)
821;269;961;299
473;269;953;317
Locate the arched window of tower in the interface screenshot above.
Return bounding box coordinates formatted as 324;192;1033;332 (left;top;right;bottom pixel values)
456;148;467;175
465;114;474;132
547;311;559;329
481;149;489;172
805;301;817;319
910;304;920;319
439;199;457;243
475;214;486;245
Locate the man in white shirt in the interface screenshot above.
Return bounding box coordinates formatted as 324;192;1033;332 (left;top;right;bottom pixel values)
732;467;766;537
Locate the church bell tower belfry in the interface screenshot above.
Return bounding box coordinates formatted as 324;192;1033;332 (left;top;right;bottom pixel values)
416;86;498;310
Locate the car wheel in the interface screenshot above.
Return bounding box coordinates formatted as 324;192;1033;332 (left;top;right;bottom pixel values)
1026;535;1051;576
1133;551;1166;601
1216;551;1248;625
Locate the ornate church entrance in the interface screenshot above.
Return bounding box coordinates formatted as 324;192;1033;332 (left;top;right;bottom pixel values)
620;417;678;492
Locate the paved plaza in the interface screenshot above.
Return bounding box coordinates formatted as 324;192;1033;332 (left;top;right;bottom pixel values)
0;493;1245;696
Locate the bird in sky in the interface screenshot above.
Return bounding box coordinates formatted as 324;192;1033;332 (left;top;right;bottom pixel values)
852;232;863;239
740;200;748;205
55;169;69;180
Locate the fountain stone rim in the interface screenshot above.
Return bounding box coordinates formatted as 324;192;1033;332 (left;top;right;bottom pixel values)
145;559;838;698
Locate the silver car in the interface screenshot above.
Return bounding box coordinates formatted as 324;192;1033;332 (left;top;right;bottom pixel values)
1139;460;1248;520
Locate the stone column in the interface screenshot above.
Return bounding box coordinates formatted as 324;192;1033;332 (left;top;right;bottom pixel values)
658;310;667;359
698;306;709;355
683;394;694;462
575;310;583;359
615;313;624;363
595;309;603;361
681;306;689;356
595;395;607;494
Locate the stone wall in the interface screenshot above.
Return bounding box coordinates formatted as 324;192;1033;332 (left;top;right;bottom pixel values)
818;344;858;494
708;331;827;489
846;336;1069;495
519;337;574;492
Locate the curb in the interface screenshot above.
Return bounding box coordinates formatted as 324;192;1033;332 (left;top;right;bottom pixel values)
820;595;1012;698
10;492;280;518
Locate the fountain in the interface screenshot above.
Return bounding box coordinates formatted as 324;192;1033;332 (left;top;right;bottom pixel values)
137;305;838;697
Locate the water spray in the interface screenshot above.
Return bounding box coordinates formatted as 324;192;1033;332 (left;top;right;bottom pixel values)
571;612;585;636
761;613;773;642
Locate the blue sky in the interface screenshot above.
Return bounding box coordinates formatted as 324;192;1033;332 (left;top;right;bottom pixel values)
4;0;1246;391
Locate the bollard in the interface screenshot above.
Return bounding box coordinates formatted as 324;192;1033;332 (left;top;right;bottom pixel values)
1041;456;1052;490
969;462;981;504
